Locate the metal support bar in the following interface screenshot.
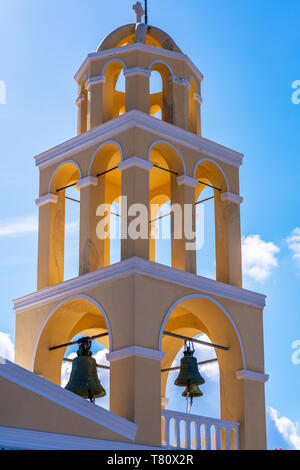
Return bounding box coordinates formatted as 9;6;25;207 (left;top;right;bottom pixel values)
49;333;109;351
198;180;222;192
195;196;215;206
161;358;218;373
111;212;120;218
97;166;118;178
153;164;178;176
144;0;148;24
65;196;80;203
163;331;229;351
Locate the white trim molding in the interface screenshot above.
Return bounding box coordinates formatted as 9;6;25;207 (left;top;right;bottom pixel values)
76;176;98;189
177;175;198;188
14;257;266;314
85;75;106;91
0;357;137;442
169;75;191;89
221;192;244;205
0;426;159;451
118;156;153;172
236;369;269;383
123;66;151;78
107;346;165;363
35;193;58;207
76;93;85;106
193;93;203;105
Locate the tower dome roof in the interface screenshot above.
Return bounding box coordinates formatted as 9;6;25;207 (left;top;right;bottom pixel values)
97;24;183;54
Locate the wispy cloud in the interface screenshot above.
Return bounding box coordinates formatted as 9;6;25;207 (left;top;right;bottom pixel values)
0;331;14;362
286;228;300;265
242;234;280;282
0;215;38;237
269;407;300;450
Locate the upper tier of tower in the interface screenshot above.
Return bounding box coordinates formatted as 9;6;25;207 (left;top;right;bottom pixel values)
74;23;203;136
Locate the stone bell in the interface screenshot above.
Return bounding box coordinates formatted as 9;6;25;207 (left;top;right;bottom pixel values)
174;342;205;388
182;384;203;398
65;337;106;402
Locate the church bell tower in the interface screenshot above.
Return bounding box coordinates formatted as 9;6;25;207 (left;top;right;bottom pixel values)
14;6;268;450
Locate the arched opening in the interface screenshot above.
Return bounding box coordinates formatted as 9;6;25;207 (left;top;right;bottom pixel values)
33;296;111;393
149;63;173;123
194;160;229;280
102;60;126;122
160;294;245;446
49;161;81;283
149;142;185;267
89;142;122;267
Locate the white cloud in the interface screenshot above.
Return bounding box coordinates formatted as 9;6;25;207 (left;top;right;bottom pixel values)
0;332;14;361
269;407;300;450
286;228;300;265
242;234;280;282
0;215;38;237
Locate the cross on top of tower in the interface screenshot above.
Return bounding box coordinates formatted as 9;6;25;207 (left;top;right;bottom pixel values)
133;1;145;24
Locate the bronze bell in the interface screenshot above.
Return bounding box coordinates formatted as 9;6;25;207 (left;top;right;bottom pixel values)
65;337;106;402
174;341;205;388
182;384;203;398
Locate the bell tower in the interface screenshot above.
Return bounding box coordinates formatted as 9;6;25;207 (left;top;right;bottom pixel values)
14;13;268;450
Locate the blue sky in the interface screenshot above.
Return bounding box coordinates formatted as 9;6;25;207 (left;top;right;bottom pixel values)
0;0;299;450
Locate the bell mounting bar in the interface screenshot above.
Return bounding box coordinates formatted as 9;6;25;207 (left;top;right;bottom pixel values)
49;333;109;351
195;196;215;206
163;331;229;351
153;164;178;176
198;180;222;192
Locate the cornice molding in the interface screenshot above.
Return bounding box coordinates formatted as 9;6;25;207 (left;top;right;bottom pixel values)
123;66;151;78
74;43;204;84
236;369;269;383
35;193;58;207
118;156;153;172
169;75;191;89
34;110;244;171
221;192;244;205
13;257;266;314
86;75;106;91
107;346;165;363
193;93;203;105
0;358;137;441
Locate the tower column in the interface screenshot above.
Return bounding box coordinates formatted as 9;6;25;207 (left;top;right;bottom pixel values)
170;76;190;130
86;76;106;130
36;193;65;290
78;176;109;275
171;175;197;274
76;93;87;135
193;93;202;136
118;157;153;261
107;347;164;446
215;192;243;287
124;67;150;114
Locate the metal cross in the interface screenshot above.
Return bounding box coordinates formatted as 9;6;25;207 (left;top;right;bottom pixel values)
132;1;145;24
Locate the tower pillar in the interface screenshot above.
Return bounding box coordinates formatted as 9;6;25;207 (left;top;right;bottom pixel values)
36;193;65;290
119;157;153;261
171;76;190;130
76;93;87;135
124;67;150;114
171;175;197;274
107;347;164;447
86;76;105;130
215;192;243;287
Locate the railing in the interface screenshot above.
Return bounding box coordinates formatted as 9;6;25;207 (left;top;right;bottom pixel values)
161;410;240;450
